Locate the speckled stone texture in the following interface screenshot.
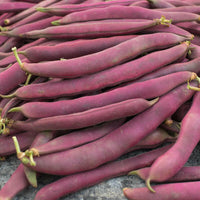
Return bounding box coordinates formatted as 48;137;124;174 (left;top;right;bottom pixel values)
1;143;200;200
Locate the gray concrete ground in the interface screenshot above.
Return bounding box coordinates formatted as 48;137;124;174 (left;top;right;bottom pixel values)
1;143;200;200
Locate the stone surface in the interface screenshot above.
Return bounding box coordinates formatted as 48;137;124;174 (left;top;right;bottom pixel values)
1;143;200;200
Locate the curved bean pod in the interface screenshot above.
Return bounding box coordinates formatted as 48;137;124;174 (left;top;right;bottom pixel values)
18;35;137;62
18;33;189;78
34;145;172;200
20;81;197;175
52;5;200;25
123;181;200;200
11;98;158;131
145;90;200;192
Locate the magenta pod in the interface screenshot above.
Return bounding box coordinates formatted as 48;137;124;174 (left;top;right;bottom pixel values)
4;0;58;25
145;91;200;192
21;18;171;40
34;145;172;200
6;71;198;119
36;0;140;16
0;2;35;13
167;0;193;6
18;81;197;175
6;42;190;102
134;57;200;83
123;181;200;200
129;165;200;183
0;61;27;95
1;16;61;37
11;98;158;132
18;35;137;62
0;38;46;67
0;131;55;199
51;5;200;25
18;33;189;78
25;119;125;157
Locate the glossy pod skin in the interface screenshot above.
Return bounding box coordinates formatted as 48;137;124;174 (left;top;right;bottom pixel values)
21;82;197;175
145;91;200;192
34;145;172;200
52;5;200;25
19;33;189;78
11;98;157;131
7;71;197;118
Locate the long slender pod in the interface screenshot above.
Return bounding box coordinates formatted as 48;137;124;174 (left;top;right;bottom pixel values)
34;145;172;200
1;16;61;37
4;0;59;25
6;71;197;118
18;35;137;62
17;81;197;175
135;57;200;83
17;33;189;78
11;98;158;131
36;0;140;16
145;90;200;192
20;18;171;40
7;42;190;101
51;5;200;25
26;119;125;157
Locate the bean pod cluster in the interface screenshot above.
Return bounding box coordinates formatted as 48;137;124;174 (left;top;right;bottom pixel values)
1;0;200;199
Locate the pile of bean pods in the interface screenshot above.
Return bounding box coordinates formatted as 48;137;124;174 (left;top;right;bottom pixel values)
1;0;200;199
